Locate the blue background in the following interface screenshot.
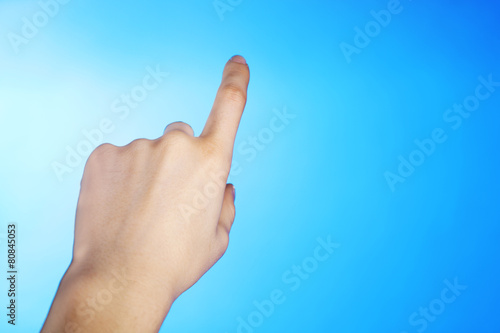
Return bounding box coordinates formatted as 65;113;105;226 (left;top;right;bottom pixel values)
1;0;499;332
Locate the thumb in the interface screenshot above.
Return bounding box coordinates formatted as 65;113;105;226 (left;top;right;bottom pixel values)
217;184;236;234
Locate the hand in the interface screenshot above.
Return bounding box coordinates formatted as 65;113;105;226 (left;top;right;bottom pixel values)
42;55;250;333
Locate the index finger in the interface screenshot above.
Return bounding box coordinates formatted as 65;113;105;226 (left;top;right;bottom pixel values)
200;55;250;157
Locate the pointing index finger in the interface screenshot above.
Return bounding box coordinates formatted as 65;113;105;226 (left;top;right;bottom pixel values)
201;55;250;158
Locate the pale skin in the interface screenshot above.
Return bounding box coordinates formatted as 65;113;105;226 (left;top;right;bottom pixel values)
42;55;250;333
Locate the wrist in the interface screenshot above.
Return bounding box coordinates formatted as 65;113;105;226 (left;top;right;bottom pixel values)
42;260;176;333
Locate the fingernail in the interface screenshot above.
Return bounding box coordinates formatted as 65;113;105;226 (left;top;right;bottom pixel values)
232;185;236;201
229;55;247;65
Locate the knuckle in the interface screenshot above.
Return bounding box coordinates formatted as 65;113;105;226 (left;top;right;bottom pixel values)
200;140;232;171
220;82;247;105
167;121;193;133
125;138;152;151
122;139;155;161
88;143;117;163
83;144;119;179
130;138;151;146
155;131;196;156
161;129;191;143
200;139;223;158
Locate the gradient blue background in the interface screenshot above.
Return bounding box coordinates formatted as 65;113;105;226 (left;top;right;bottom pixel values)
1;0;499;332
